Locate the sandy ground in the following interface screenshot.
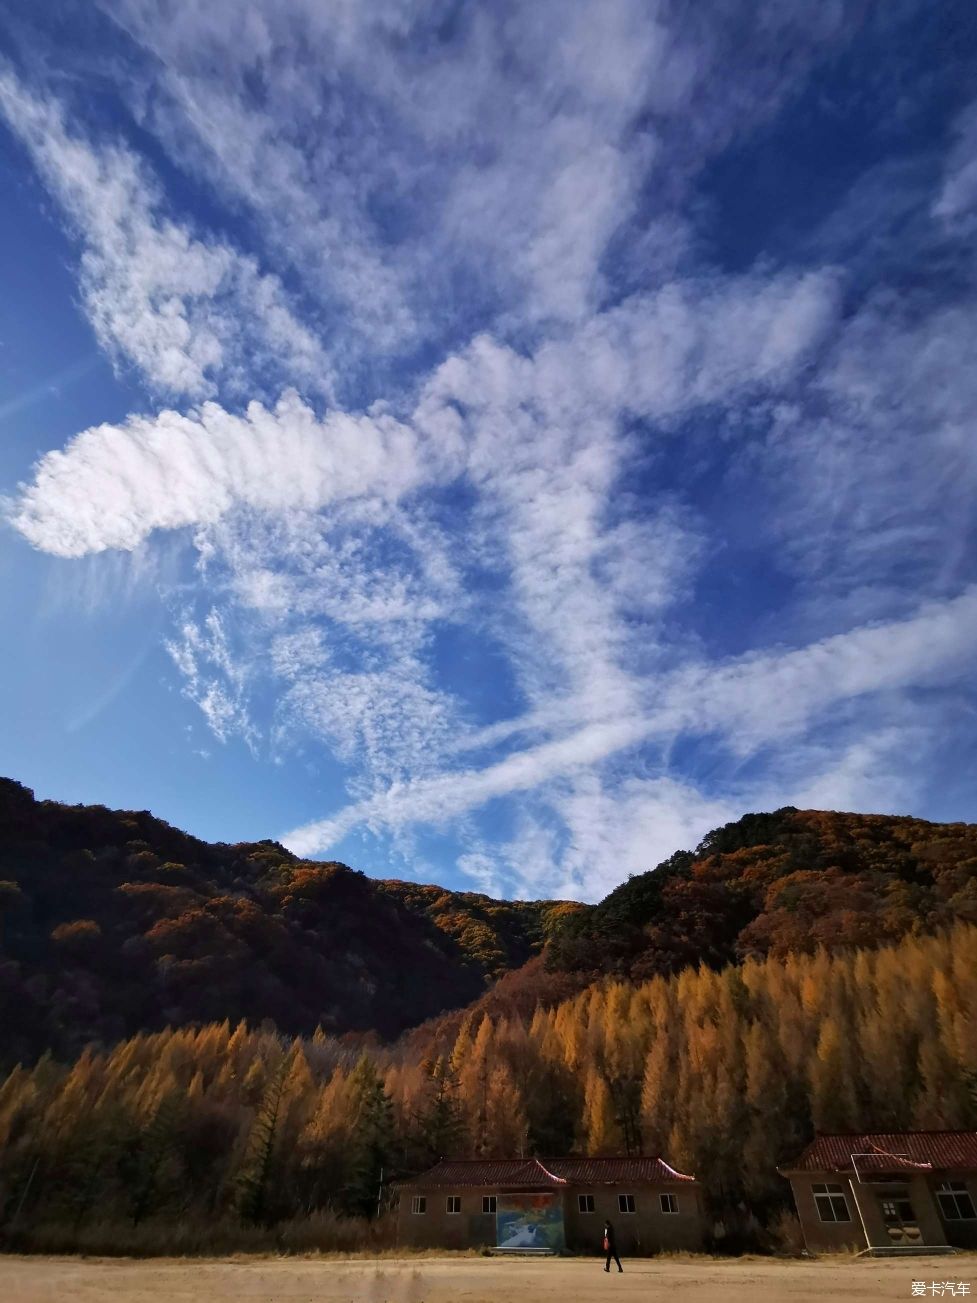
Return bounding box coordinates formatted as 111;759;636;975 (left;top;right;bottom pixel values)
1;1253;976;1303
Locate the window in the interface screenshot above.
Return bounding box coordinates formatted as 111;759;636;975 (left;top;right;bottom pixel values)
937;1183;976;1221
880;1192;915;1226
482;1195;497;1214
618;1194;636;1214
411;1196;426;1215
812;1183;851;1224
446;1196;461;1214
660;1193;679;1214
578;1194;595;1213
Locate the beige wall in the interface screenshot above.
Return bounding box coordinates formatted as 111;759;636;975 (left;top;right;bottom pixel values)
396;1189;496;1250
396;1184;705;1255
934;1174;977;1249
789;1172;962;1253
789;1174;865;1253
563;1185;704;1255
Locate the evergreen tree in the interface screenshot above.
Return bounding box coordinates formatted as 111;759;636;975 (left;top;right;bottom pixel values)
122;1088;185;1225
235;1057;289;1225
413;1055;465;1166
345;1055;395;1217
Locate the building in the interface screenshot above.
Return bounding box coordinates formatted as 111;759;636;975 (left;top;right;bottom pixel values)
781;1131;977;1254
393;1156;705;1254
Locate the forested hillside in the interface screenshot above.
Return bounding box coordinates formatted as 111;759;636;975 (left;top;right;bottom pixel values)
0;778;572;1067
3;778;977;1075
2;778;977;1253
1;923;974;1254
547;807;977;980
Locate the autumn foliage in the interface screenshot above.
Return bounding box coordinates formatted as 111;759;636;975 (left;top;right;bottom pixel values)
546;807;977;979
2;779;977;1254
0;923;974;1252
0;778;570;1067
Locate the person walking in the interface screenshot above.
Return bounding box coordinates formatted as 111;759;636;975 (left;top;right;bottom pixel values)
602;1218;623;1273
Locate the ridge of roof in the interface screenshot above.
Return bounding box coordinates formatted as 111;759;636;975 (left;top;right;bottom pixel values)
860;1142;932;1171
779;1130;977;1175
392;1154;699;1188
533;1158;567;1184
658;1158;697;1181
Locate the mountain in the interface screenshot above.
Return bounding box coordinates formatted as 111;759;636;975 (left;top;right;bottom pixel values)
0;778;577;1067
545;806;977;981
3;779;975;1254
3;777;976;1073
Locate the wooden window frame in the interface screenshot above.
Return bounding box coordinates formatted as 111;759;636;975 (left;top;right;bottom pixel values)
411;1195;426;1215
578;1193;595;1213
660;1192;679;1214
446;1195;462;1215
618;1193;636;1214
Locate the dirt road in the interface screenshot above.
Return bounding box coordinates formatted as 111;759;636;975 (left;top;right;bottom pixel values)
1;1253;974;1302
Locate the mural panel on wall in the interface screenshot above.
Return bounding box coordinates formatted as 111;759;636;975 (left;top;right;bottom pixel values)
496;1193;565;1251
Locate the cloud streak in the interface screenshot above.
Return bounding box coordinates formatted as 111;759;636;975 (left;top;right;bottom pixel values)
10;269;838;557
0;67;333;400
2;0;974;901
283;587;977;857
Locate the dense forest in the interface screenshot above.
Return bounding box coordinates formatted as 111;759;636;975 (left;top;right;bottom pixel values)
2;779;977;1254
0;923;974;1254
4;781;976;1073
548;807;977;978
0;778;577;1066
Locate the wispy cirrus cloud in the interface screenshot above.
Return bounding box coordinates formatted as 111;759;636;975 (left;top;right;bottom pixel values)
98;0;863;388
11;269;839;557
934;96;977;227
2;0;975;900
282;586;977;863
0;66;333;401
164;609;258;750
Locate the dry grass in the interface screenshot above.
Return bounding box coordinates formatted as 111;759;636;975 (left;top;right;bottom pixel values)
2;1209;402;1258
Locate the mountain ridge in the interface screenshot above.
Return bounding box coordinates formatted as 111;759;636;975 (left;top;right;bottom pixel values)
3;776;976;1071
0;776;577;1067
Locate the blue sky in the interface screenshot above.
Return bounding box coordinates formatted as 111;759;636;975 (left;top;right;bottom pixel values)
1;1;976;902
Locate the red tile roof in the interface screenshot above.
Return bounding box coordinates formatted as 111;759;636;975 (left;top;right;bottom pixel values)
397;1159;561;1189
782;1132;977;1174
395;1156;696;1189
547;1157;696;1184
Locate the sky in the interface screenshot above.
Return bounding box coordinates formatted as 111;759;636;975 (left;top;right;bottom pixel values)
1;1;976;903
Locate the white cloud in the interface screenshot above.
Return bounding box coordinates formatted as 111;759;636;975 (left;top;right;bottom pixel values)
164;609;258;749
5;1;972;906
779;728;925;816
672;587;977;753
9;267;841;805
547;775;737;901
760;294;977;600
178;498;472;783
100;0;857;376
10;268;837;561
934;98;977;226
9;391;446;557
282;586;977;858
0;67;332;400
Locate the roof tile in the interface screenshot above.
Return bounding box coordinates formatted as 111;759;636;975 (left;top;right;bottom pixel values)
395;1156;696;1188
784;1132;977;1173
